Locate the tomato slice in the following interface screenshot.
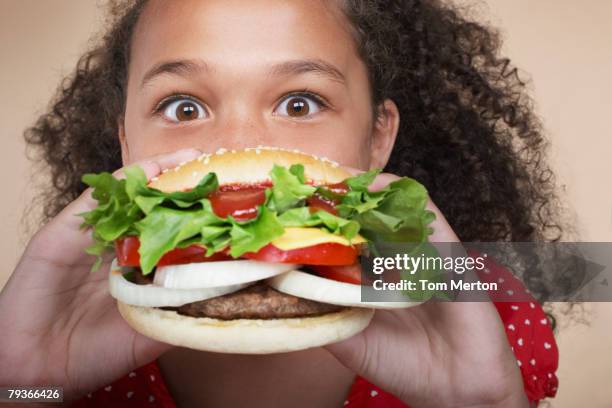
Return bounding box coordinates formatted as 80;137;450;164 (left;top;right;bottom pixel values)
209;187;267;221
115;237;357;268
114;237;231;267
157;245;232;266
115;237;140;267
243;242;358;266
311;263;362;284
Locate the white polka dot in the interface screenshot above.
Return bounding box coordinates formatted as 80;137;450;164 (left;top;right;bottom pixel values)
517;338;524;346
540;318;548;325
149;395;155;403
544;342;552;350
507;290;514;295
511;305;519;311
517;360;522;367
498;277;505;283
507;324;516;331
532;375;537;381
370;390;378;397
104;386;112;392
524;319;531;325
128;372;136;378
344;401;349;406
127;391;134;398
547;373;553;379
483;268;491;274
530;358;536;366
150;374;156;382
529;302;535;309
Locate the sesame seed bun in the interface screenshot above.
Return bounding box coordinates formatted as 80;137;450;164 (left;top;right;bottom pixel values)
148;146;351;192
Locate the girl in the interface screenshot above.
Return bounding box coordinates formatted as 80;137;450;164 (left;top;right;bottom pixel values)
0;0;561;406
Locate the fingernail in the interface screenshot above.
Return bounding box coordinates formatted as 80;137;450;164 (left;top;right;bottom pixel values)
176;148;203;157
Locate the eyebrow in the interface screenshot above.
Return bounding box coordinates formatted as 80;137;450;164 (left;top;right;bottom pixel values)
140;58;346;89
268;59;346;84
140;59;210;89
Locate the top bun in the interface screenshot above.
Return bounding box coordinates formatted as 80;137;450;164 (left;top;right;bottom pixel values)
149;146;352;192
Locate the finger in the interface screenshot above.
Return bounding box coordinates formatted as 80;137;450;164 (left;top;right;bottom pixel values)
342;166;365;176
324;332;367;375
425;198;460;243
367;173;400;191
113;147;203;180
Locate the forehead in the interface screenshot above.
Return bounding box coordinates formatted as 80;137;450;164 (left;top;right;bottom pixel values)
130;0;358;77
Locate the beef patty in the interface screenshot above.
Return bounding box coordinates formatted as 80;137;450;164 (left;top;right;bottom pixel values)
163;282;343;320
128;268;343;320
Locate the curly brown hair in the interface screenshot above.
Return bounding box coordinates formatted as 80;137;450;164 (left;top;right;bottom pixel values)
25;0;570;297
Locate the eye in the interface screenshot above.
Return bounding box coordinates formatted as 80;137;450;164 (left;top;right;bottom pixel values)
160;97;207;123
274;93;325;118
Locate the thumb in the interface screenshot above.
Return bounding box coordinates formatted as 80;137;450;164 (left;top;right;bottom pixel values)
324;332;370;375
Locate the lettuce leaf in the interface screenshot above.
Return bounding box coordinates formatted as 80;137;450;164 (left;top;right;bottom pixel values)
344;169;381;191
267;164;316;212
227;207;284;257
338;175;435;244
136;206;221;273
278;207;360;239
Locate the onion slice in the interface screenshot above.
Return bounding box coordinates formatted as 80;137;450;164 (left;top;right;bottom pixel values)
109;265;247;307
268;270;422;309
154;260;298;289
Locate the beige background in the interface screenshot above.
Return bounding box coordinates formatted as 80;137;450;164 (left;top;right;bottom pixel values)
1;1;611;406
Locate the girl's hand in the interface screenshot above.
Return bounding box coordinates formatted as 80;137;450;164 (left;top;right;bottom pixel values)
325;172;528;408
0;148;202;401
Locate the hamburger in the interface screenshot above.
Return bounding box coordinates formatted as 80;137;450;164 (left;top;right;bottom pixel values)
80;147;435;354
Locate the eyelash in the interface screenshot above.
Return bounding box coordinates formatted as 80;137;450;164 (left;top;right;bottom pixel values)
279;90;331;111
152;93;204;115
152;90;331;117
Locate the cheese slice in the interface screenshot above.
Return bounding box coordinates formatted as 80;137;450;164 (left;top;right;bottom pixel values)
271;227;367;251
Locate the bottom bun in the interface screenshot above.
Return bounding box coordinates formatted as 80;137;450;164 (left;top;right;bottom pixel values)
117;301;374;354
